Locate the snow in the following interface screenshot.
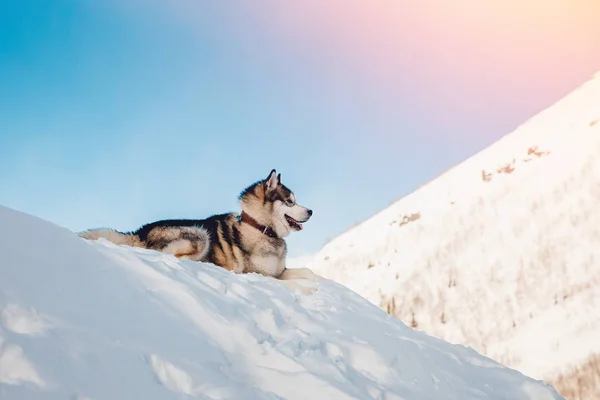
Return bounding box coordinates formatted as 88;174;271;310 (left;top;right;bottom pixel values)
305;72;600;397
0;205;563;399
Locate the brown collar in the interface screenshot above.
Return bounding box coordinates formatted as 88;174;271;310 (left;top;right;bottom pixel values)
239;211;278;238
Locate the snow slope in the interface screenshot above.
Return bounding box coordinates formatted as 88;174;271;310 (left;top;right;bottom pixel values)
0;205;564;399
306;71;600;399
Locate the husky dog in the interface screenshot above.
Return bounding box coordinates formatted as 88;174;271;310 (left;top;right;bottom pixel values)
79;169;318;281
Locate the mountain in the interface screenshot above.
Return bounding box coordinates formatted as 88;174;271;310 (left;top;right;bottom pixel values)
306;71;600;400
0;205;563;399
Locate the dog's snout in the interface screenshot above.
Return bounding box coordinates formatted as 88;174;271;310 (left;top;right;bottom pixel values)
307;209;313;217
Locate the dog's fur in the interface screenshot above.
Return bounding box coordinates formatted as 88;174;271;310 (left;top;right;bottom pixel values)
79;169;318;281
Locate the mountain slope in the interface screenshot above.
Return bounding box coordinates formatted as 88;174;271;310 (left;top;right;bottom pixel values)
0;205;563;399
306;71;600;399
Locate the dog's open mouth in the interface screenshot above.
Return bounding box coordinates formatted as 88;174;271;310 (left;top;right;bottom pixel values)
285;214;303;231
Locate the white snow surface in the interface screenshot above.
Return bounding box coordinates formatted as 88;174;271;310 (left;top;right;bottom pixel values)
306;72;600;387
0;205;563;400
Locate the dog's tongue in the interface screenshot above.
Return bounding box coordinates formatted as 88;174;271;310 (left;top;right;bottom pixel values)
286;215;303;230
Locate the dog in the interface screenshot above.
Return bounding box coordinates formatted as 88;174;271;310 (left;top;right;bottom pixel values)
78;169;319;282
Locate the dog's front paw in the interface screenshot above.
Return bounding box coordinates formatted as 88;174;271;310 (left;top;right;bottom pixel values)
281;279;318;295
278;267;322;282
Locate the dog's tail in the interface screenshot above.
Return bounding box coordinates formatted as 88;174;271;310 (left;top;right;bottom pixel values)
78;228;143;247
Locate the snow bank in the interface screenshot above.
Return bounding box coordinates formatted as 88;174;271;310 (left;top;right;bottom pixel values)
0;205;562;399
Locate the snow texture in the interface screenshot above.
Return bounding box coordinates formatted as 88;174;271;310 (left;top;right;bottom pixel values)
306;71;600;395
0;205;563;399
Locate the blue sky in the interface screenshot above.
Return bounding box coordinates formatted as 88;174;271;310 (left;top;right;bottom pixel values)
1;0;598;257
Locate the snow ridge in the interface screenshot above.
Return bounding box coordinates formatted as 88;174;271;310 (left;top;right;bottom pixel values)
0;205;563;399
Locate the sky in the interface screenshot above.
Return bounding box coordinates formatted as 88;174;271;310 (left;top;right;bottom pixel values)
1;0;599;258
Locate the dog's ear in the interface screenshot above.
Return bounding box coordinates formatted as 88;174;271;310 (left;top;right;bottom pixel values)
277;173;281;184
265;169;278;192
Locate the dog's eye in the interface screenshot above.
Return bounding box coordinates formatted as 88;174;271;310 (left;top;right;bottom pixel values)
285;194;296;207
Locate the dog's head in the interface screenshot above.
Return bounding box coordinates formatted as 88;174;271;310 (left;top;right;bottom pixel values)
239;169;313;238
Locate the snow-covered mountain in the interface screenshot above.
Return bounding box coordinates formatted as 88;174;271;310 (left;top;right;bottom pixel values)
306;71;600;399
0;205;564;399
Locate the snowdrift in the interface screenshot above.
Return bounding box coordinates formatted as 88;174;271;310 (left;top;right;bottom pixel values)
0;205;562;399
305;72;600;399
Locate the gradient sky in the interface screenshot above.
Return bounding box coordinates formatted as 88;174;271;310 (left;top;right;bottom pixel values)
1;0;599;257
